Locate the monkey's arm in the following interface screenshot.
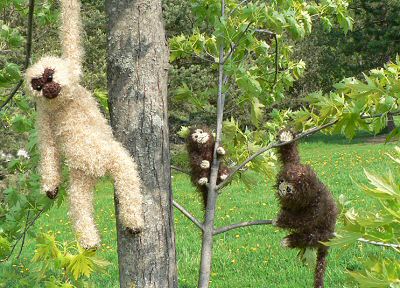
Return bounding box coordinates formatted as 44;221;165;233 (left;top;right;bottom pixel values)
60;0;83;73
36;105;61;198
277;130;300;165
191;153;210;169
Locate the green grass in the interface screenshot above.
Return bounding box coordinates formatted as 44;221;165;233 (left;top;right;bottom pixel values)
4;134;398;287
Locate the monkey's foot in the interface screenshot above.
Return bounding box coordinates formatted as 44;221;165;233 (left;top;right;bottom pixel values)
217;146;226;155
79;234;101;250
46;187;59;199
279;130;294;142
219;173;228;180
126;227;142;234
122;213;144;234
200;160;210;169
198;177;208;185
281;238;291;248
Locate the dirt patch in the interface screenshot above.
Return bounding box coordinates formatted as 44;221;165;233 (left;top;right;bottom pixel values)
364;134;395;144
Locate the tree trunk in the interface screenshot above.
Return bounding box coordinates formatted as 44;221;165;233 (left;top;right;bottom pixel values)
386;113;396;133
105;1;177;287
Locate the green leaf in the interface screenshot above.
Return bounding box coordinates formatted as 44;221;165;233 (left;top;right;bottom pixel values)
67;246;110;280
364;169;399;198
250;97;265;127
174;83;192;101
327;232;362;248
177;126;190;139
33;233;61;262
321;17;332;32
348;271;395;288
0;236;11;258
11;115;33;132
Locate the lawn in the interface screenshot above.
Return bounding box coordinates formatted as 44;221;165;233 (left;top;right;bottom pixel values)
3;134;398;287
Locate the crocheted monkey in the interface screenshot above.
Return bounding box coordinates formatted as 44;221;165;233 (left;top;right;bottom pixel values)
187;127;229;207
274;129;338;288
25;0;143;249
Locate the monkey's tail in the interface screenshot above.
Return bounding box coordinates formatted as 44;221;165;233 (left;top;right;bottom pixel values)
60;0;83;72
314;246;329;288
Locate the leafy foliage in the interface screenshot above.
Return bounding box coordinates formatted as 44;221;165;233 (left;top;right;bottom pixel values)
293;58;400;139
170;0;353;179
0;232;110;287
328;147;400;287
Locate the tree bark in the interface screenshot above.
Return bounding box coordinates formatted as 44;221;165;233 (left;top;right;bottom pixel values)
386;113;396;133
105;1;177;287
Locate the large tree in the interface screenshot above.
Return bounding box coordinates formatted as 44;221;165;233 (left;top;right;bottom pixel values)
105;0;177;287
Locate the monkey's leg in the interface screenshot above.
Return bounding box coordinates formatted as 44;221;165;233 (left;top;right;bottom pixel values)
68;169;100;249
110;149;144;232
314;246;328;288
281;232;319;248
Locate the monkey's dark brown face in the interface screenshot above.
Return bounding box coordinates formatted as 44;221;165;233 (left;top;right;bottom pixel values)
30;68;61;99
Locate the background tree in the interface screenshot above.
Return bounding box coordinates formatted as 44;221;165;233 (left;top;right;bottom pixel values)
292;0;400;101
105;0;178;287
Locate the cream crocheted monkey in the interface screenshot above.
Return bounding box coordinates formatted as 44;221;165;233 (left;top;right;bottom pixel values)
25;0;143;249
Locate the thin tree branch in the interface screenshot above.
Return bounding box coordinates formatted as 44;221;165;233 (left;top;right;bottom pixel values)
360;110;400;119
0;80;24;110
171;165;190;175
357;237;400;249
213;220;273;235
2;208;44;261
223;21;253;64
16;210;30;259
272;34;278;86
217;119;339;190
198;2;226;286
228;0;251;17
0;0;35;111
24;0;35;69
173;200;204;231
254;28;275;35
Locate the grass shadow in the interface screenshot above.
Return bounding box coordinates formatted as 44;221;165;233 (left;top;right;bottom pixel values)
301;131;390;145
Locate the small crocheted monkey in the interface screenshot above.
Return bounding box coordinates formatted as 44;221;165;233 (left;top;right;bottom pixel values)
25;0;143;249
274;129;338;288
187;127;229;207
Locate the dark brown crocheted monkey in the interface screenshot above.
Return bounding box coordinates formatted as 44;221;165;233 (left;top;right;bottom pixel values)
274;129;338;288
187;127;230;207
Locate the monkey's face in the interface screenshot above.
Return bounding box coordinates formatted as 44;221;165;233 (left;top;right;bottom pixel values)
277;179;295;198
276;163;320;208
25;56;80;101
191;128;210;145
30;68;60;99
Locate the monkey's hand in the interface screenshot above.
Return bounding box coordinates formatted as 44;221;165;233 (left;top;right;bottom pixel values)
219;173;228;181
216;146;226;156
45;187;59;199
200;160;210;169
198;177;208;185
279;130;294;142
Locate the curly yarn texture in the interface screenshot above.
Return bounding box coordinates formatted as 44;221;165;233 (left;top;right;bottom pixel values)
25;0;143;249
